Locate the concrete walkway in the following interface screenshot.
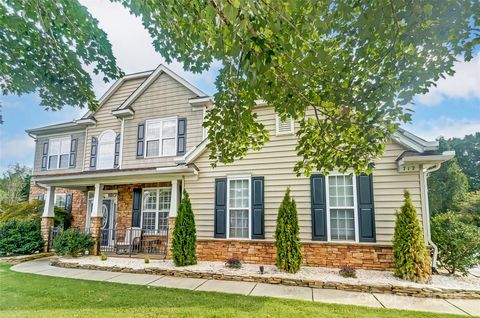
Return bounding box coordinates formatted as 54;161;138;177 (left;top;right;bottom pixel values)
11;258;480;317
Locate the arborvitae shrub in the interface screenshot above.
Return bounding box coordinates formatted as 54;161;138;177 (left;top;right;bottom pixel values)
172;191;197;266
275;188;302;273
392;190;431;283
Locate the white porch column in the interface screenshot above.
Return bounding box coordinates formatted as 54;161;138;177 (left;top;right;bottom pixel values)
90;183;104;256
91;183;104;218
41;186;56;252
42;186;56;217
170;179;179;217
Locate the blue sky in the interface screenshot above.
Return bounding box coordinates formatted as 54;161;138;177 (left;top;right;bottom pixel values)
1;0;479;172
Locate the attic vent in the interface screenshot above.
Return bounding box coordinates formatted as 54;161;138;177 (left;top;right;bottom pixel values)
276;114;294;135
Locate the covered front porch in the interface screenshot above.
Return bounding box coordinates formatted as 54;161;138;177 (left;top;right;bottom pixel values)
36;166;198;257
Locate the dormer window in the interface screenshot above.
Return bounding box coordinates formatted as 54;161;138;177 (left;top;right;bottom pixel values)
275;114;294;135
145;117;177;157
48;136;71;169
97;130;116;170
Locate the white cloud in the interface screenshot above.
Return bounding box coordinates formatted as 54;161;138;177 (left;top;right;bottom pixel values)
80;0;219;98
415;53;480;106
403;117;480;140
0;134;35;171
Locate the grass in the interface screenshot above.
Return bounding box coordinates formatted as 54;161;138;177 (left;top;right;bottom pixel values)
0;264;465;318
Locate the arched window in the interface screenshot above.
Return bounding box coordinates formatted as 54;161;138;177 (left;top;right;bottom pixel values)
97;130;116;169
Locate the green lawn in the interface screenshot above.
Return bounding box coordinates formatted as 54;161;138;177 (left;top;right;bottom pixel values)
0;264;464;318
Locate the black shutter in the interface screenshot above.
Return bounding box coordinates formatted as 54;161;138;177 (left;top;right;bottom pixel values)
69;138;78;168
214;178;227;238
41;141;49;170
114;134;121;168
357;174;376;242
177;118;187;156
311;174;327;241
132;188;142;227
65;193;73;213
251;176;264;239
136;123;145;158
89;137;97;170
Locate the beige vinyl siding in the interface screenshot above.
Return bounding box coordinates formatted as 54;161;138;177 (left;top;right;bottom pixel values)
185;106;424;245
33;132;85;175
83;77;146;170
121;72;203;169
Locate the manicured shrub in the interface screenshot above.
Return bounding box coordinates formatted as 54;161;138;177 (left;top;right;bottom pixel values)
172;191;197;266
0;220;44;256
144;257;150;264
53;228;94;257
225;257;242;269
392;191;431;283
275;188;302;273
432;211;480;276
100;253;107;261
339;265;357;278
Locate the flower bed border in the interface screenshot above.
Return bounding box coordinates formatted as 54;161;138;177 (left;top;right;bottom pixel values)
50;258;480;299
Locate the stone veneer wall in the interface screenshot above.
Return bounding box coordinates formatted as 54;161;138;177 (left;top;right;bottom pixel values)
196;240;393;271
29;184;87;229
102;182;170;230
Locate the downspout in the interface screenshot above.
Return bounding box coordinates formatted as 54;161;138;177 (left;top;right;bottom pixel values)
423;163;442;272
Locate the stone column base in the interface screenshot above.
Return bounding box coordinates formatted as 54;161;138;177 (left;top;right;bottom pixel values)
90;216;103;256
40;217;55;252
166;217;176;259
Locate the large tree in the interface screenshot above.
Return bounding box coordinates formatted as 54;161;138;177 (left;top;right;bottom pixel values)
438;133;480;191
0;0;122;110
428;160;469;215
1;1;479;175
0;164;31;205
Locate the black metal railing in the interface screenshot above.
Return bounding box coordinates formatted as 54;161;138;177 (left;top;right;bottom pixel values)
99;227;169;257
46;226;169;257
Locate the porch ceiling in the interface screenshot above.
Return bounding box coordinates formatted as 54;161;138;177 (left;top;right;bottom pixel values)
32;166;197;187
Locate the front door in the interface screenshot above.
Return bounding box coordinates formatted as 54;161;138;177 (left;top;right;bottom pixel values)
101;198;115;246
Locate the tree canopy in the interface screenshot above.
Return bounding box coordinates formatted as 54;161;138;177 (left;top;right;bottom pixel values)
1;0;122;110
438;133;480;192
1;0;479;174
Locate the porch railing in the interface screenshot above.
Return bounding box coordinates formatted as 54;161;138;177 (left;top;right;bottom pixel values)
99;227;169;257
46;226;169;258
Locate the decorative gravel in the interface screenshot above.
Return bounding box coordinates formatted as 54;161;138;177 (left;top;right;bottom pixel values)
59;256;480;291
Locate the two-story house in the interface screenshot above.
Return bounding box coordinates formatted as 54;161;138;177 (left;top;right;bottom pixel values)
27;64;453;270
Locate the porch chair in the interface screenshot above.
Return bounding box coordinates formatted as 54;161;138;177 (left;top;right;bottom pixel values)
114;227;142;254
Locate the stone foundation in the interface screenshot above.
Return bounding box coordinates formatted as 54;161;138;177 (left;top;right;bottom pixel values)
196;240;393;271
40;217;55;252
90;216;103;256
166;217;176;259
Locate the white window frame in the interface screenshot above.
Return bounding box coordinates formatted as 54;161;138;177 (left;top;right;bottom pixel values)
47;136;71;170
226;176;251;240
144;117;178;158
275;114;294;136
325;172;359;243
96;129;116;170
140;187;171;231
54;193;66;208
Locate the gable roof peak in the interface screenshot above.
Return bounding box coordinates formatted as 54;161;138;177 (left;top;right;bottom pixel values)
115;64;208;111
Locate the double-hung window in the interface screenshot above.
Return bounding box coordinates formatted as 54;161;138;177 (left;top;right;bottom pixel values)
145;117;177;157
327;174;357;242
48;136;71;169
54;193;66;208
141;188;171;232
227;178;250;239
